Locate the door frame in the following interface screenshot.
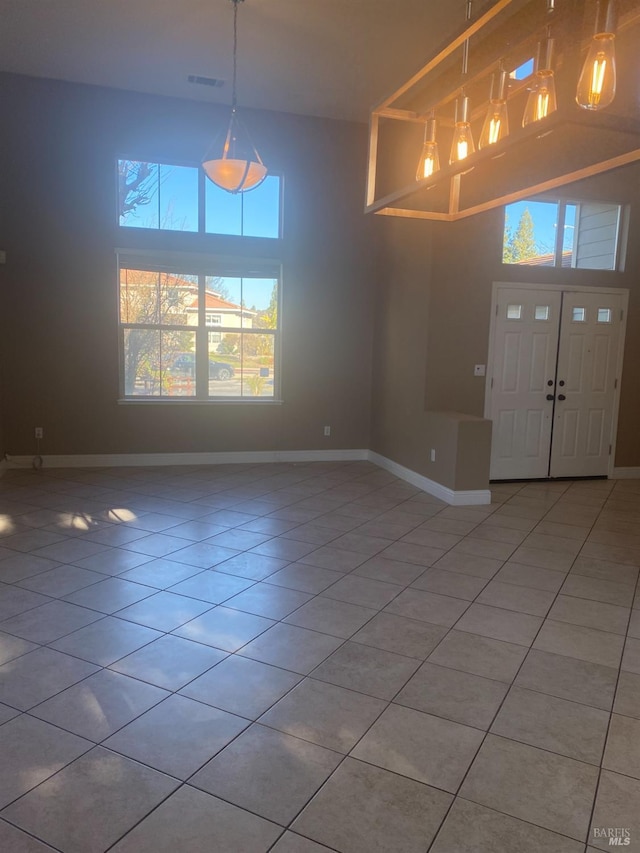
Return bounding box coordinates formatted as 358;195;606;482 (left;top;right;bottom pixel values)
485;281;629;480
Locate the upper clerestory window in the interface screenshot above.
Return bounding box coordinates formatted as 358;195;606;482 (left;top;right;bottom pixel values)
117;159;281;239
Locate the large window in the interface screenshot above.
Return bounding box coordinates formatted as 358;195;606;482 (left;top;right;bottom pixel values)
117;159;282;402
118;259;280;400
503;199;623;270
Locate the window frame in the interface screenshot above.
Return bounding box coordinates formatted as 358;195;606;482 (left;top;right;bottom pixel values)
116;253;283;406
502;197;624;271
116;157;283;239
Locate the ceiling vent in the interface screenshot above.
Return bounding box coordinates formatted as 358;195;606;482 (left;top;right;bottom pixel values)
187;75;225;88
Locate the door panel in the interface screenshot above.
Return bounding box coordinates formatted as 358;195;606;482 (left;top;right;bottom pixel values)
550;291;622;477
489;288;561;479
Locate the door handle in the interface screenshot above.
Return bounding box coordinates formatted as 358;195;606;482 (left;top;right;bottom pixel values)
558;394;566;401
546;394;555;401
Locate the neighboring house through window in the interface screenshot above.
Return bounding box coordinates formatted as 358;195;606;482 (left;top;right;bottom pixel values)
116;160;282;401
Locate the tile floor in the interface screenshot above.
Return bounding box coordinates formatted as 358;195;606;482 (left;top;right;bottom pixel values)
0;461;638;852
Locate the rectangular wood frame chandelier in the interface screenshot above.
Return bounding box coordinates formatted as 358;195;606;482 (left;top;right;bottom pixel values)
365;0;640;221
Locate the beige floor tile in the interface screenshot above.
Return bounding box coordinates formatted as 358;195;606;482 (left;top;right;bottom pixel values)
222;582;312;619
494;561;566;592
534;620;624;668
0;715;91;808
0;647;99;710
298;546;368;571
265;564;344;594
515;648;617;711
353;555;425;586
109;633;225;690
0;631;37;666
0;599;102;644
622;637;640;674
395;661;508;729
431;551;503;579
352;703;482;792
379;541;446;567
477;579;555;616
428;629;527;683
548;594;630;635
510;546;575;572
590;771;640;853
16;564;107;597
311;641;420;700
31;668;168;741
560;573;635;607
571;556;639;586
259;678;385;753
180;654;300;718
350;612;448;659
603;714;640;780
173;605;274;651
491;686;609;764
116;591;213;632
431;797;584;853
208;552;289;580
455;602;542;646
292;758;452;853
104;694;248;778
239;623;343;675
270;832;334;852
614;671;640;720
320;574;402;609
283;596;376;638
384;588;470;627
460;734;599;841
191;723;341;824
410;568;488;600
2;747;179;853
164;571;254;604
0;818;59;852
49;616;162;666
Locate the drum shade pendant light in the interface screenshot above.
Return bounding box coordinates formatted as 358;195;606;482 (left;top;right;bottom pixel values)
576;0;618;110
202;0;267;193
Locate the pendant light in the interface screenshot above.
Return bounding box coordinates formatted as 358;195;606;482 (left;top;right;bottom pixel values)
522;1;558;127
479;68;510;148
450;96;476;163
202;0;267;193
416;115;440;180
576;0;617;110
522;36;558;125
449;0;476;165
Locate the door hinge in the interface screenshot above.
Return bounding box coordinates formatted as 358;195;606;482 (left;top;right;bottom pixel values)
609;444;612;455
490;377;494;389
614;378;618;389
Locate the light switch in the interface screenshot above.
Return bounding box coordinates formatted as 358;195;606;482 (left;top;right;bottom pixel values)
474;364;486;376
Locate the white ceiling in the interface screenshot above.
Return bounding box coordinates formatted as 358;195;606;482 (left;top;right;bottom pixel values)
0;0;483;122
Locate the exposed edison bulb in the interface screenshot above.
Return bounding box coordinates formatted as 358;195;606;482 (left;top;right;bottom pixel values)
576;33;616;110
416;117;440;180
522;69;558;125
449;96;475;165
479;71;510;149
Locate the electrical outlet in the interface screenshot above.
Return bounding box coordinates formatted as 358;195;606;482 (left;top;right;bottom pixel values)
35;427;43;439
323;426;331;437
430;448;436;462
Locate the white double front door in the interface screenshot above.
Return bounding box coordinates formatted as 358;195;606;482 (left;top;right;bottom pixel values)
488;284;627;480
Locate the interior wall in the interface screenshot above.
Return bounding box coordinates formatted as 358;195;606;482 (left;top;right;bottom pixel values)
373;163;640;475
0;73;379;456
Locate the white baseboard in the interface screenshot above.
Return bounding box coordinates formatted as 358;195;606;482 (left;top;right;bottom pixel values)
4;448;491;506
612;467;640;479
4;449;369;469
368;451;492;506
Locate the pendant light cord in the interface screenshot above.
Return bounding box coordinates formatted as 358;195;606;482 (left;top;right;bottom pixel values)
232;0;239;109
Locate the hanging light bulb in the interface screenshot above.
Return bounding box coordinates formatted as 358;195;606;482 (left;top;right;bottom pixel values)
479;69;510;148
202;0;267;193
416;115;440;180
576;0;617;110
522;36;557;126
450;96;476;164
